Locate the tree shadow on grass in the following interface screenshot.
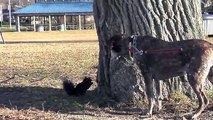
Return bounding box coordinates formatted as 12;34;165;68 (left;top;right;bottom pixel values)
0;86;98;113
0;86;147;117
1;86;212;119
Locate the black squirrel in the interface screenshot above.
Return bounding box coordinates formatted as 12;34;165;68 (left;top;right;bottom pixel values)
63;77;93;96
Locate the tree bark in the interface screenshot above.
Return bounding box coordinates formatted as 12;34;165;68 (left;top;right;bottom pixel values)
93;0;210;103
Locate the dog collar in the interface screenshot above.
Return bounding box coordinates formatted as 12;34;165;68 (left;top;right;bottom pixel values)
130;35;144;56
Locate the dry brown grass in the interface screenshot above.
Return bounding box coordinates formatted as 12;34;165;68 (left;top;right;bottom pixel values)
1;30;97;42
0;31;100;119
0;31;140;120
0;42;98;86
0;32;212;120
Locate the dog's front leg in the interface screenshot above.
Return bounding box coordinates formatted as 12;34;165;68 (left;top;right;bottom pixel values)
143;72;155;116
156;80;163;110
148;96;155;116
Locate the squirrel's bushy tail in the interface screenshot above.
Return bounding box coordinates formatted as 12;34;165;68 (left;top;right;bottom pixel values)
63;79;76;96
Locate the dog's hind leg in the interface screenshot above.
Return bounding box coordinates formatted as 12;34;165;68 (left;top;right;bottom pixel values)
207;66;213;85
203;66;213;106
187;66;210;119
187;74;205;119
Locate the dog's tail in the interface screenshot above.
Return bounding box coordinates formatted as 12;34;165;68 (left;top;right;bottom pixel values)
63;79;76;96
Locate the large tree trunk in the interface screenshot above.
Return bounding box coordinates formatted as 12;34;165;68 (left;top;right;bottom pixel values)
93;0;210;103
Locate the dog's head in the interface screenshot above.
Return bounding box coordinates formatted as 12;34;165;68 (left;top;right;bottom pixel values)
110;35;133;59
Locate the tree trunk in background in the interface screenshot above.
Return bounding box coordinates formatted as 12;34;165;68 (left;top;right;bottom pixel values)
201;0;213;9
93;0;211;103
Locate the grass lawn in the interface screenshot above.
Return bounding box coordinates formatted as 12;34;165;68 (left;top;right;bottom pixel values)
0;30;141;120
0;31;212;119
1;30;98;42
0;30;104;120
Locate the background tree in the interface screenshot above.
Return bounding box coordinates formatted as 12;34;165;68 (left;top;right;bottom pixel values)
201;0;213;8
93;0;212;103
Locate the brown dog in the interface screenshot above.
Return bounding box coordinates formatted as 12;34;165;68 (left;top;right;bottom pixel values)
110;35;213;119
